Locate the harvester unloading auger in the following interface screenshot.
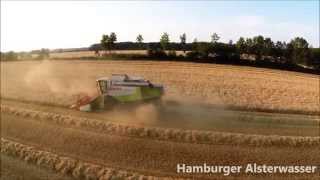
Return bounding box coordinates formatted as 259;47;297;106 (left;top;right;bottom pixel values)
71;74;164;111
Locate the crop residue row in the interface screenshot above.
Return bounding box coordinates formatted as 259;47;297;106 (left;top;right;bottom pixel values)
0;138;179;180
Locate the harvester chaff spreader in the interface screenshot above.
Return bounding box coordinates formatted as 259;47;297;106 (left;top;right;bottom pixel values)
71;74;164;111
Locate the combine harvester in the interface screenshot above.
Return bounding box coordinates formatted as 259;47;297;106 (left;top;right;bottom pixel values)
71;74;164;112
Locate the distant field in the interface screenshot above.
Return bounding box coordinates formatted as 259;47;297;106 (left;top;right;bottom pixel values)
50;50;145;58
49;50;188;59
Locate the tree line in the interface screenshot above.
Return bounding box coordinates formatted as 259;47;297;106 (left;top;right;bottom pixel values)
1;32;318;73
89;32;319;71
1;48;50;61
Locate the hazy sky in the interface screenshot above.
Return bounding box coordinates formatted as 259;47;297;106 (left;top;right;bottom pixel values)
1;1;319;52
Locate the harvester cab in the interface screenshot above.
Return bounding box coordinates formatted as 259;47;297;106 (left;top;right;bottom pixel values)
71;74;164;112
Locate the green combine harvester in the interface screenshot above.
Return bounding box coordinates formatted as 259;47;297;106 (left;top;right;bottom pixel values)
71;74;164;111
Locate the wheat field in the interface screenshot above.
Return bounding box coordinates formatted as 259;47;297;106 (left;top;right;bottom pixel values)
1;60;319;114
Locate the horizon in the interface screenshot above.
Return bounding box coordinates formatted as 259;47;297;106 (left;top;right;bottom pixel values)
1;1;319;52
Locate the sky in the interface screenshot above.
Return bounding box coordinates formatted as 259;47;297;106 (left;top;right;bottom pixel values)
1;1;319;52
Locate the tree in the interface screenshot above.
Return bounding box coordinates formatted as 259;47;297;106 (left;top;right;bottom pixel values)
90;44;101;56
136;34;144;49
37;48;50;60
288;37;310;65
180;33;187;53
109;32;117;51
109;32;117;43
236;37;246;54
192;38;198;51
136;34;143;43
245;38;254;54
275;41;284;54
252;35;265;61
101;34;110;54
1;51;18;61
274;41;286;63
211;33;220;43
310;48;320;70
100;32;117;54
160;32;170;50
263;37;274;57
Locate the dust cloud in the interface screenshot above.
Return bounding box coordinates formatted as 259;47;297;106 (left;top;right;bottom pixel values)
21;60;231;128
24;60;97;97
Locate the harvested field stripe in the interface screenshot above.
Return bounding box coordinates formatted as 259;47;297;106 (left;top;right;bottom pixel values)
0;138;182;180
2;104;319;147
2;116;319;179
